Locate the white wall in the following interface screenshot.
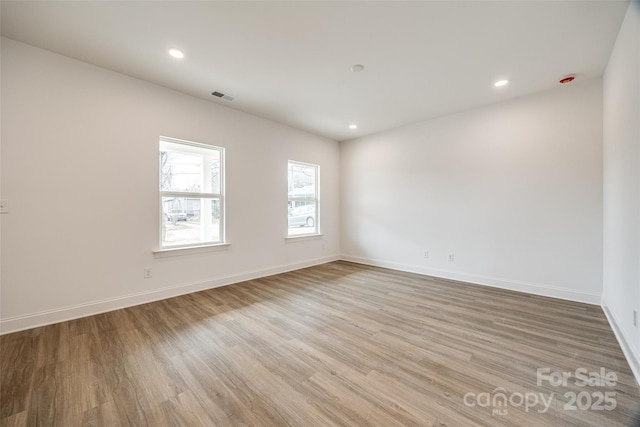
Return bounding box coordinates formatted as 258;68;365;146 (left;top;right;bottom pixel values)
0;38;340;333
341;78;604;304
603;0;640;382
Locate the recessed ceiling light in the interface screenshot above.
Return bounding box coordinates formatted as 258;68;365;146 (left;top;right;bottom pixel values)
168;48;184;59
494;79;509;87
349;124;358;129
351;64;364;72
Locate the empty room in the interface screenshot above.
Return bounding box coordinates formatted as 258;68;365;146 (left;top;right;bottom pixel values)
1;1;639;426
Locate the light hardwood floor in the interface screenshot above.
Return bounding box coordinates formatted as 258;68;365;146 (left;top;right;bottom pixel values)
1;261;639;426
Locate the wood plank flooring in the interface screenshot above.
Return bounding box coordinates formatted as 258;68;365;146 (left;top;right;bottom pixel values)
1;261;639;426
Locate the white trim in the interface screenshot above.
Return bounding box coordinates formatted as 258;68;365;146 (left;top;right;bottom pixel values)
159;136;225;250
161;191;222;199
340;254;602;305
5;249;636;389
285;234;323;242
602;296;640;387
159;136;222;155
0;255;339;335
153;242;231;258
288;160;320;236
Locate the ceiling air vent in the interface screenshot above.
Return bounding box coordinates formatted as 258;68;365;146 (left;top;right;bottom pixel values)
211;90;235;102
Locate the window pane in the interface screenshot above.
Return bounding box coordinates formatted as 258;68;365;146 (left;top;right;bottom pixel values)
161;151;203;192
162;197;221;247
287;161;319;237
160;149;220;194
210;153;221;194
288;163;316;198
288;202;316;235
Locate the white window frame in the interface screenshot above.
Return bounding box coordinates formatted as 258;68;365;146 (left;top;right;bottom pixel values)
159;136;225;250
287;160;320;237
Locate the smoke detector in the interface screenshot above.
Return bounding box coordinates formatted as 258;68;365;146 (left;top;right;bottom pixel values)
211;91;235;102
559;75;576;84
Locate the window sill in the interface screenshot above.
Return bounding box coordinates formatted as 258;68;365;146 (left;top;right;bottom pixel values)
153;242;230;258
285;234;323;242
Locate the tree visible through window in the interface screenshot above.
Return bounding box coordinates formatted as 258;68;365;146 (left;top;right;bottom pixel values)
160;137;224;249
288;161;319;236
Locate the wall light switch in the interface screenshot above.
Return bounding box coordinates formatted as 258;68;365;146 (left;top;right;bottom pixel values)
0;200;8;214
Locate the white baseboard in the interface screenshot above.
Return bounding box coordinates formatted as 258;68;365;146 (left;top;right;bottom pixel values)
602;296;640;387
0;255;340;335
340;255;602;305
3;253;637;388
341;256;640;385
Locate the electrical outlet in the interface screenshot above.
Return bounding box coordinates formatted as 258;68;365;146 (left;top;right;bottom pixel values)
448;253;455;262
144;267;152;279
634;310;638;327
424;251;429;259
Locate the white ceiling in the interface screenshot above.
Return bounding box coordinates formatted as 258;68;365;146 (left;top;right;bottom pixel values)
0;1;629;141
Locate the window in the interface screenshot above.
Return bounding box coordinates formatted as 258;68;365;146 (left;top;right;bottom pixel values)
288;161;319;236
160;137;224;249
